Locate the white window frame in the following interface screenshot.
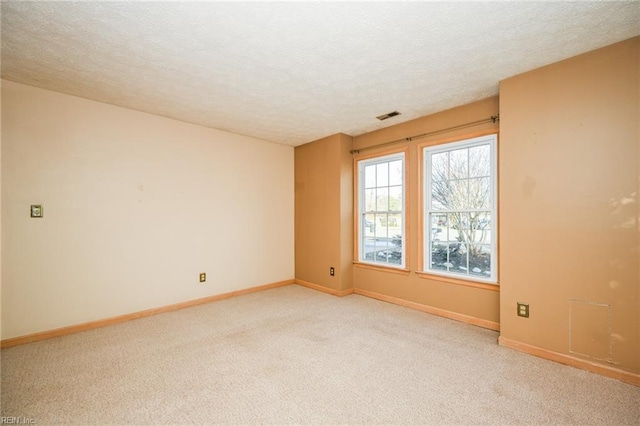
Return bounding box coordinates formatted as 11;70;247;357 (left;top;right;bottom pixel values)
357;152;406;269
423;134;498;283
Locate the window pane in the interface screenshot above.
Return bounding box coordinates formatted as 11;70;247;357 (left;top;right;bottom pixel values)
365;165;376;189
460;212;472;230
429;213;444;242
450;148;468;179
449;242;468;273
374;214;388;239
433;213;447;229
447;212;465;242
470;212;491;244
469;244;491;277
449;179;469;209
430;241;448;271
363;236;376;263
389;160;403;186
374;238;391;263
431;152;448;182
364;189;376;212
389;186;402;212
389;213;402;243
363;213;375;237
447;213;469;241
469;144;490;178
376;187;389;212
469;177;491;209
431;179;450;210
458;214;475;251
376;162;389;187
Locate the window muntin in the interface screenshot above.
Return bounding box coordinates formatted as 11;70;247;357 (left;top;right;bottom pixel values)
424;135;497;283
358;153;405;268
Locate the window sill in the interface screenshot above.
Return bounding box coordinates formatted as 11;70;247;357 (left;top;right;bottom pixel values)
415;271;499;291
353;262;411;276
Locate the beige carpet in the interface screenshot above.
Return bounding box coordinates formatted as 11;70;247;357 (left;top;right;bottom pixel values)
1;285;639;425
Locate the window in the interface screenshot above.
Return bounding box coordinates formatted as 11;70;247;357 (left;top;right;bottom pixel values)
357;152;405;268
423;134;497;283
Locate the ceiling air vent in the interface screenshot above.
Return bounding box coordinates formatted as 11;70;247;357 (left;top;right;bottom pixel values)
376;111;401;121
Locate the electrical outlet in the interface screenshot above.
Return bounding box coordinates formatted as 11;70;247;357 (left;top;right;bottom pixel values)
517;302;529;318
330;267;335;276
30;204;43;218
199;273;206;283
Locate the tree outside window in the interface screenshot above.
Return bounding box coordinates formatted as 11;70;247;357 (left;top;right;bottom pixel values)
424;135;497;282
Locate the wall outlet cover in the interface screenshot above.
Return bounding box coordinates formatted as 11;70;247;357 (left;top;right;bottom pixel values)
30;204;43;218
517;302;529;318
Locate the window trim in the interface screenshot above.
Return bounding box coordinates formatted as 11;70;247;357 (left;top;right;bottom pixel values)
354;148;408;271
419;132;498;284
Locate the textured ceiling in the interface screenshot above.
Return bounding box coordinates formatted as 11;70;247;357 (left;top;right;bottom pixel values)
2;2;639;147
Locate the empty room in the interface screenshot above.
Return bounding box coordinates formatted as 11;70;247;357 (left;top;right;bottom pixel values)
1;1;639;424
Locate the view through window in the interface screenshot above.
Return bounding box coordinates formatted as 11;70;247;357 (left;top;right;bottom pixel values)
423;134;497;282
358;152;405;268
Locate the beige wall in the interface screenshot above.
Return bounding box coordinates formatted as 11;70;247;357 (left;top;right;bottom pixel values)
1;80;294;339
499;37;639;374
352;98;501;327
338;134;354;291
0;80;3;335
295;134;353;292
